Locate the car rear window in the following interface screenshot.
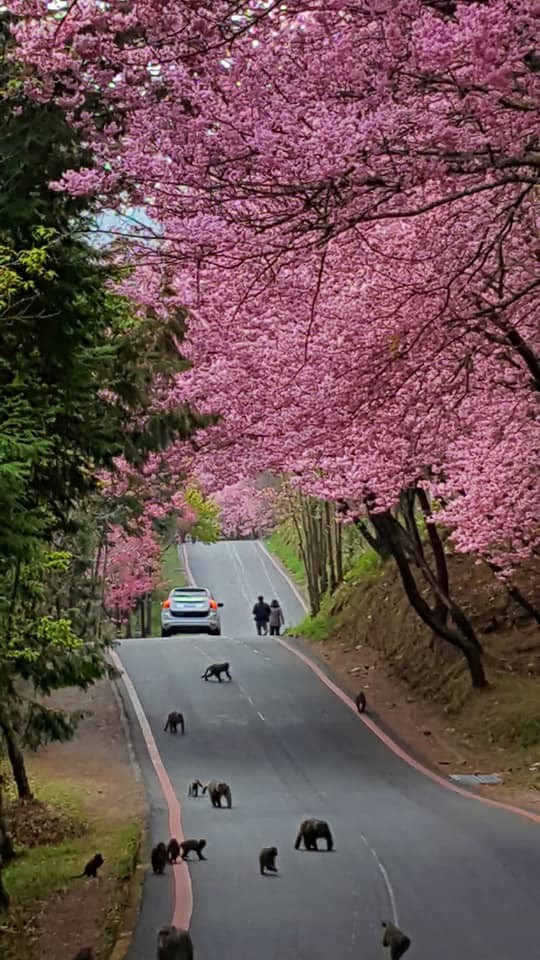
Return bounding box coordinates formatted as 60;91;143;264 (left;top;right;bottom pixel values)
171;588;207;596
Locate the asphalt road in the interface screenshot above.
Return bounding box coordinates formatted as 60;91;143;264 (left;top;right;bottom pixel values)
119;540;540;960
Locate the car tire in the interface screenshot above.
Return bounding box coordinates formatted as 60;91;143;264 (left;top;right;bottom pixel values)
161;628;170;638
209;627;221;636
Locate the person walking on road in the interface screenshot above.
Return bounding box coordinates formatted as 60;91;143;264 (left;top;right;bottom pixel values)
252;595;271;635
268;599;285;636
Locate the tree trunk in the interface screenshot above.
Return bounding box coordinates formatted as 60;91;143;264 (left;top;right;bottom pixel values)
317;502;328;597
138;598;145;637
0;778;14;865
381;506;483;654
0;716;33;800
485;560;540;624
0;866;9;911
459;640;489;689
146;593;153;636
415;487;449;631
324;502;337;592
335;513;344;583
506;585;540;624
301;498;321;614
374;510;488;688
353;516;393;559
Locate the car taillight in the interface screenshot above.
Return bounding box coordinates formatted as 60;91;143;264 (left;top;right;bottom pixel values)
209;599;218;610
162;599;170;609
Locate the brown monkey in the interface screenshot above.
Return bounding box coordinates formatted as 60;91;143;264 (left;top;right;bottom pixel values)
164;711;185;734
382;921;411;959
188;779;204;797
157;925;194;960
72;854;104;879
201;662;231;682
71;951;94;960
167;839;180;864
180;839;207;861
151;842;168;875
294;818;333;851
355;691;367;714
202;780;232;808
259;846;278;875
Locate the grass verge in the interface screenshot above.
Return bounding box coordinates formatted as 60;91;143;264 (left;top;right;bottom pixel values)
264;531;306;588
1;777;142;960
150;543;187;635
287;547;381;641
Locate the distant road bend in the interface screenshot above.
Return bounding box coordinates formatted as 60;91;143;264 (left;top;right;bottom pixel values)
118;540;540;960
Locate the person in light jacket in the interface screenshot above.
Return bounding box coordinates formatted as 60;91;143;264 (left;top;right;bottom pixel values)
268;599;285;636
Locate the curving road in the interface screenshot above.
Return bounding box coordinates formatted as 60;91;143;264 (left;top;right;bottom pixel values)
119;540;539;960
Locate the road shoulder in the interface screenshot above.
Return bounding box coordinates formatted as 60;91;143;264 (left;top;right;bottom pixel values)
2;679;147;960
285;631;540;810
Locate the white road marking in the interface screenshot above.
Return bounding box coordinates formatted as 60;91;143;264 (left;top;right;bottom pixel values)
257;711;265;721
206;716;249;726
230;543;253;606
360;834;399;925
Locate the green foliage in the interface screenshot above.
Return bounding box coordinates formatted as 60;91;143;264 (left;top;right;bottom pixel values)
150;545;186;635
267;520;381;638
265;531;306;586
185;485;221;542
344;548;381;582
0;18;208;778
291;610;336;641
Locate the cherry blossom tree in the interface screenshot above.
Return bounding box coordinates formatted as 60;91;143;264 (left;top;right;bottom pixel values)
213;480;276;539
103;518;162;621
10;0;539;683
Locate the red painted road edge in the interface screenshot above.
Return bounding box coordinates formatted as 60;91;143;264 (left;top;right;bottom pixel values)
110;649;193;930
277;637;540;826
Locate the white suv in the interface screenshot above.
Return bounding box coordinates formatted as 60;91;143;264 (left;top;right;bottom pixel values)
161;587;223;637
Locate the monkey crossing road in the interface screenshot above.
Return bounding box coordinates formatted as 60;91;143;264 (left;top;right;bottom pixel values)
118;540;540;960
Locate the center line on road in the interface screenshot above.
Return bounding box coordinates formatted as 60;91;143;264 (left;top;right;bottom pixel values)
360;834;398;925
257;710;265;721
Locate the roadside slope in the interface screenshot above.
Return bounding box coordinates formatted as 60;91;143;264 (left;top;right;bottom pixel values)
1;680;146;960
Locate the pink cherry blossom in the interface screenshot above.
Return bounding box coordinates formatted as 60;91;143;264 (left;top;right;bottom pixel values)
11;0;539;574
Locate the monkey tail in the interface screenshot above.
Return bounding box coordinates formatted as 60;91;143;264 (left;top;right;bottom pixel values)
70;872;85;879
294;833;302;850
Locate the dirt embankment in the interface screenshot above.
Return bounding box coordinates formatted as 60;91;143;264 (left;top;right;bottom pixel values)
295;553;540;806
1;681;146;960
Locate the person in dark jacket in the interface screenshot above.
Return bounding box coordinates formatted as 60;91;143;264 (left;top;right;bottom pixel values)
268;599;285;636
252;595;271;635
